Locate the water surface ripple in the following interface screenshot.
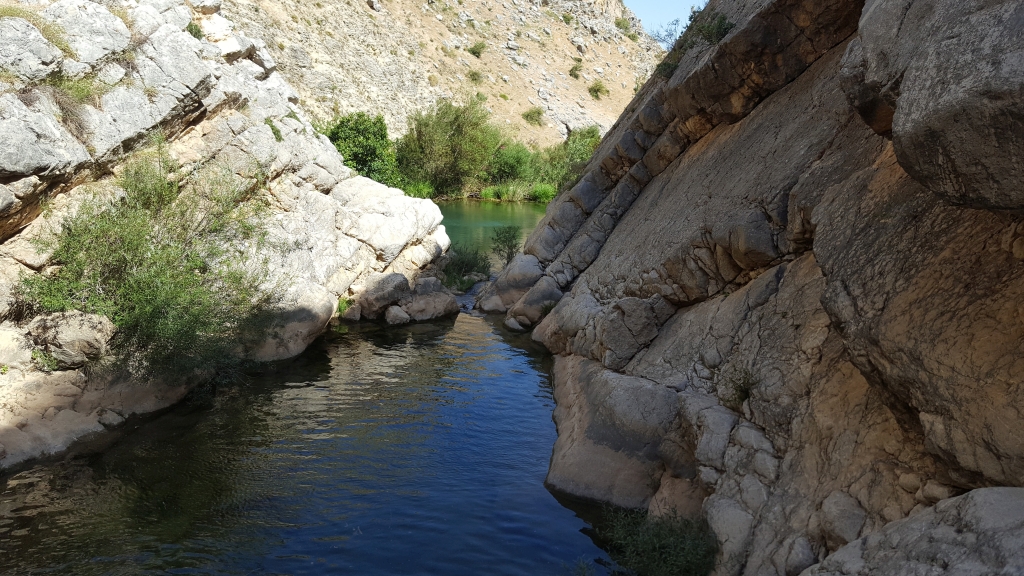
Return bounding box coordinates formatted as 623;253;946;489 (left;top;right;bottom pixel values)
0;316;609;575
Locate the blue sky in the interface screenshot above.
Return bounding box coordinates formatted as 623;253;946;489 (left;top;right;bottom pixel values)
623;0;704;39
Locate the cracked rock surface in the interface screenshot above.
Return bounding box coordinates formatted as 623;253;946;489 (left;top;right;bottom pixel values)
485;0;1024;574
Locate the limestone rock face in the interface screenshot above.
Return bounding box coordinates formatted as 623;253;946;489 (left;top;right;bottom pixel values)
0;0;451;469
483;0;1024;573
0;17;64;81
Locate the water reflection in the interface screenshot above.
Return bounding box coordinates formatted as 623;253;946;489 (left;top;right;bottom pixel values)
0;315;608;575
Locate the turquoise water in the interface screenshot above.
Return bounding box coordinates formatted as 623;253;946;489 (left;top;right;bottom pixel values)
0;201;613;576
438;201;547;267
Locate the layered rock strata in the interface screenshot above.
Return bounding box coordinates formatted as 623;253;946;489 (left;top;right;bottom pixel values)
482;0;1024;573
0;0;455;470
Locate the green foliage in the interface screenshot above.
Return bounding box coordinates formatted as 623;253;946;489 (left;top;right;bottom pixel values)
521;106;545;126
561;12;572;25
530;182;557;203
0;5;74;57
480;181;530;202
467;69;483;84
656;5;735;79
185;21;203;40
0;364;8;375
614;17;631;33
402;180;435;199
337;297;352;315
395;99;502;196
467;41;486;58
490;225;521;267
264;117;283;142
626;31;639;42
569;59;583;80
319;112;401;187
28;74;110;139
17;141;276;380
600;508;718;576
499;93;509;100
31;349;59;372
443;243;490;291
588;79;609;100
474;92;487;102
489;142;536;183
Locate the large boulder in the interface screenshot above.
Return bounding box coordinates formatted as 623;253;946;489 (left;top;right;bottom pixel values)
27;311;115;368
43;0;130;66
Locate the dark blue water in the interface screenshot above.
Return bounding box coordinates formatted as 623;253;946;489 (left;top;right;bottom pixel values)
0;317;610;575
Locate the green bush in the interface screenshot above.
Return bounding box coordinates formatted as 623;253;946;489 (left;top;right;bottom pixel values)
561;13;572;25
588;79;609;100
186;21;203;40
467;69;483;84
530;183;557;203
490;225;521;267
569;59;583;79
655;6;736;80
614;17;631;33
443;243;490;291
402;180;435;198
521;106;545;126
319;112;400;186
489;142;537;183
18;141;276;380
600;508;718;576
467;41;486;58
395;99;502;196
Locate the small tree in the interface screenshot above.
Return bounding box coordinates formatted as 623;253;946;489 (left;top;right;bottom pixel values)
319;112;400;186
491;225;521;267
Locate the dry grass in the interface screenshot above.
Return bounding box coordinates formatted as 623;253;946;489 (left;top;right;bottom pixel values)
0;4;75;58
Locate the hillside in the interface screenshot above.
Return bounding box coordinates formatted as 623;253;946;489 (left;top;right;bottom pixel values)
219;0;663;144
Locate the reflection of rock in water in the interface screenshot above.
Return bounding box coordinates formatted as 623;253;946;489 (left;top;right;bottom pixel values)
0;315;570;574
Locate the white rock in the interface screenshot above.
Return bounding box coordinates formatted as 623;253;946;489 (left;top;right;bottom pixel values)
0;17;64;81
43;0;130;65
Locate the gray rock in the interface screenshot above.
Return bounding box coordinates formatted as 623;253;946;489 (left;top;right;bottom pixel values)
0;326;33;370
805;488;1024;576
0;93;91;179
190;0;221;15
27;311;115;368
385;305;410;325
43;0;130;65
0;17;64;81
820;491;866;549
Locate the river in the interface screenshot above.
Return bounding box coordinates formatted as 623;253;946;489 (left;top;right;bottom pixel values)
0;201;613;575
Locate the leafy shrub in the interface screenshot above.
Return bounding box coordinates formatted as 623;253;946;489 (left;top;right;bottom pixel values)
402;180;435;198
319;112;400;186
18;141;276;380
186;21;203;39
490;225;521;267
467;69;483;84
656;5;735;80
599;508;718;576
475;92;487;102
530;183;557;203
626;31;639;42
569;59;583;80
443;243;490;291
489;142;537;183
395;99;502;196
614;17;631;33
499;93;509;100
588;79;609;100
521;106;545;126
561;13;572;25
480;181;530;202
467;41;486;58
31;349;59;372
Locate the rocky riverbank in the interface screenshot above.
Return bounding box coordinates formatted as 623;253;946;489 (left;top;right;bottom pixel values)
0;0;456;471
481;0;1024;573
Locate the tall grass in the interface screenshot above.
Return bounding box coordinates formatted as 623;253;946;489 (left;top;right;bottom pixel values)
598;508;718;576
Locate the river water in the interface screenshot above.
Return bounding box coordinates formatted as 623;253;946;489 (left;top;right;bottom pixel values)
0;201;611;575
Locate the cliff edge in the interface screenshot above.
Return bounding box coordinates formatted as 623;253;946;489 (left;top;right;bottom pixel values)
483;0;1024;573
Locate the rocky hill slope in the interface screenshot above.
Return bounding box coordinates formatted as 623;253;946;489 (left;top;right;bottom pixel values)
481;0;1024;573
219;0;663;144
0;0;455;470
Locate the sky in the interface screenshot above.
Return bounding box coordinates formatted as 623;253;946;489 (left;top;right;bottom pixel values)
623;0;704;40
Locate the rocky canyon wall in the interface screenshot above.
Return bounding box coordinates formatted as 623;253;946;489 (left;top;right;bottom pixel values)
481;0;1024;573
0;0;455;470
